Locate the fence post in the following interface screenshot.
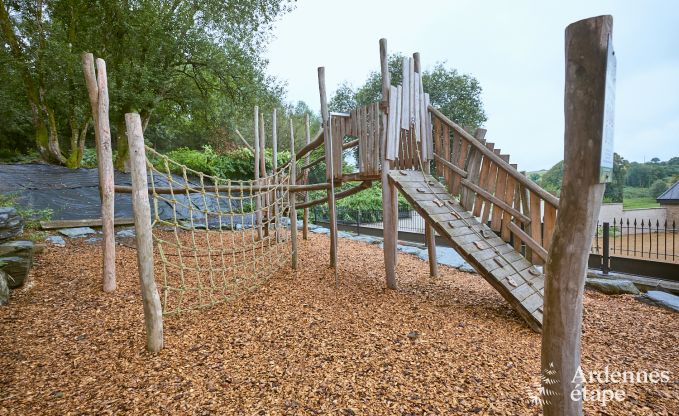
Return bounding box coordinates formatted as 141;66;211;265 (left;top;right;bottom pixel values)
602;222;610;275
353;209;358;235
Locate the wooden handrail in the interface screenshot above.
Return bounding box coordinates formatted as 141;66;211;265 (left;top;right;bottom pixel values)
428;105;560;209
508;222;548;261
433;153;468;178
460;179;531;224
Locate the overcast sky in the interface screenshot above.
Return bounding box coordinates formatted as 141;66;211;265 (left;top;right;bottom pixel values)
264;0;678;171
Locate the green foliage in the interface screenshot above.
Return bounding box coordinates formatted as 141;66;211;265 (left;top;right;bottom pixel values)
603;153;628;203
650;179;669;198
155;145;290;180
0;193;53;231
330;53;487;129
540;160;563;195
0;0;295;166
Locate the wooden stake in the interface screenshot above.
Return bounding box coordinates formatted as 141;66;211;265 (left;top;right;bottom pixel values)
379;38;398;289
303;114;311;240
125;113;163;353
289;120;298;270
95;59;117;293
541;15;613;416
253;106;262;240
318;67;338;270
82;54;116;293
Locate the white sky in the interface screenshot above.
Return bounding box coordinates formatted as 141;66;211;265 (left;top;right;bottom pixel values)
264;0;679;171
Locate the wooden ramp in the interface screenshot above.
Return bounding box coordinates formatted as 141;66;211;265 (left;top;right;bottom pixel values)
389;170;544;332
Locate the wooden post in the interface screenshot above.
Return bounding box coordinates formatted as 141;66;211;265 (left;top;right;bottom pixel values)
272;109;279;240
82;54;116;293
541;15;613;415
260;112;269;238
125;113;163;353
414;52;438;278
379;38;398;289
253;106;262;240
289;119;298;270
303;114;311;240
318;67;338;270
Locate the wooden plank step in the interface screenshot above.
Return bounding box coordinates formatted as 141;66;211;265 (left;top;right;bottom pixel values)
388;169;544;333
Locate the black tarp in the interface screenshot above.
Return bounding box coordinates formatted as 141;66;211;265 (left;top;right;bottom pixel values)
0;163;256;228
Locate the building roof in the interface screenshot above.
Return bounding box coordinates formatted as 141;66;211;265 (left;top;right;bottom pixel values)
657;180;679;204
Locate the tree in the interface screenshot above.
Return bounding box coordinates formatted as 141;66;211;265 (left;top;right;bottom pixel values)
650;179;668;198
328;82;356;113
0;0;293;169
330;53;487;129
540;160;564;195
603;153;627;202
650;157;660;164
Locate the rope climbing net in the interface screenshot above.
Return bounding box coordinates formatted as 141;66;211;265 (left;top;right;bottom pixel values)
144;146;293;315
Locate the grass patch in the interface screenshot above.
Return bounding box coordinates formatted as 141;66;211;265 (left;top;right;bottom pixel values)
623;197;659;209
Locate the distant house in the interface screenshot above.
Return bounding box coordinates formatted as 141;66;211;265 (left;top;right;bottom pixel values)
657;180;679;224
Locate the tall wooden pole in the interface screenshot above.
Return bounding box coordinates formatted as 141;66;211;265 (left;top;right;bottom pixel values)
380;38;398;289
82;54;116;293
318;67;338;270
541;15;613;415
126;113;163;353
289;119;298;270
253;106;262;240
414;52;438;278
302;113;311;240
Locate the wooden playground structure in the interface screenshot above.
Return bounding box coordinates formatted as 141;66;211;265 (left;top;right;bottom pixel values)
86;38;568;347
78;15;619;416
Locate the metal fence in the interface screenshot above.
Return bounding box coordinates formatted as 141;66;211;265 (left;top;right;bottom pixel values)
310;206;425;234
591;219;677;264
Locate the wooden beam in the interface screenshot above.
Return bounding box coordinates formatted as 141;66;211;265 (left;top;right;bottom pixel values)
507;222;548;261
318;67;338;270
296;181;372;210
289;119;298;270
303;114;311;240
380;38;398;289
41;217;135;230
541;15;613;416
125;112;163;353
460;179;531;224
433;153;468;178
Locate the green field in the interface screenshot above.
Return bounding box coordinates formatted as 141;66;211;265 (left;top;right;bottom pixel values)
622;186;660;209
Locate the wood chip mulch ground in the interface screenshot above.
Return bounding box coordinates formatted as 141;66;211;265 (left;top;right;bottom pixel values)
1;233;677;415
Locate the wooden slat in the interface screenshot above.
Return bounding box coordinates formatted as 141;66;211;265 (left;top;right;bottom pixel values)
401;57;410;130
512;178;524;252
529;191;543;265
481;158;499;225
386;86;398;160
473;142;495;217
414;73;421;147
408;57;415;127
501;174;518;242
443;124;451;191
519;180;532;260
453;138;469;196
41;217;135;230
543;202;557;252
490;155;510;232
462;128;487;211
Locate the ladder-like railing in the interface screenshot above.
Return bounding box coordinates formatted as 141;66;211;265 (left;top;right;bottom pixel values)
428;106;560;265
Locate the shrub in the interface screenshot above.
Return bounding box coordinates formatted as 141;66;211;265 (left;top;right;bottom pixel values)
650;179;669;198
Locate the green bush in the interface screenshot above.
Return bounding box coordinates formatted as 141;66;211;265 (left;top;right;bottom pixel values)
155;145;291;181
650;179;669;198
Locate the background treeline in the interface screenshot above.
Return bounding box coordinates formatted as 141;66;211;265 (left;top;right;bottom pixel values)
0;0;307;169
533;155;679;208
